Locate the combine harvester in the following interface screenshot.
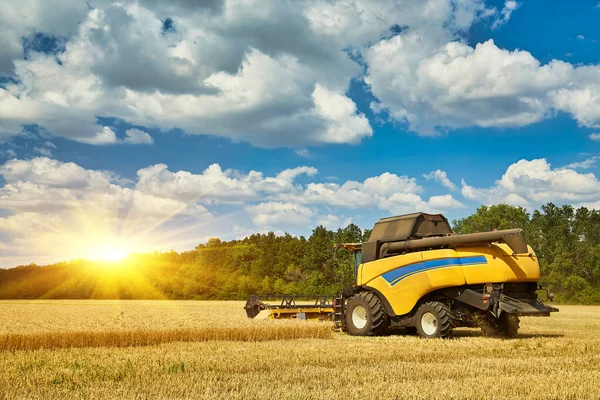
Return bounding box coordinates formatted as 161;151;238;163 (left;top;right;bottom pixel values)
245;213;557;338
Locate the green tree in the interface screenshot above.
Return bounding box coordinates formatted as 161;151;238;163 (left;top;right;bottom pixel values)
452;204;530;234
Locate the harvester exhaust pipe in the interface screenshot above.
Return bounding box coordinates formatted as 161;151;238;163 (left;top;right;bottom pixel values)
381;228;528;257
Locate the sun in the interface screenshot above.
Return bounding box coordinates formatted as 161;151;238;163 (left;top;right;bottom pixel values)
99;246;128;262
84;240;132;262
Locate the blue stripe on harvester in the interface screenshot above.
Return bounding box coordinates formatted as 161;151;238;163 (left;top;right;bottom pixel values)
381;256;487;286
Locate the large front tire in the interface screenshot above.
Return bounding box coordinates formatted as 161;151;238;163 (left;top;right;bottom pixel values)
414;301;455;339
345;292;389;336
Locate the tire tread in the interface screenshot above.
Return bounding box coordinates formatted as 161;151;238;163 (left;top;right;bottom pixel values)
346;291;390;336
416;301;456;338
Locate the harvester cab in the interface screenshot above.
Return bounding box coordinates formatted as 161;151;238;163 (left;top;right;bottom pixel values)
245;212;558;338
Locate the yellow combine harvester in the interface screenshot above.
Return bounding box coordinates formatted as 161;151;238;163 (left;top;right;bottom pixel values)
245;213;557;338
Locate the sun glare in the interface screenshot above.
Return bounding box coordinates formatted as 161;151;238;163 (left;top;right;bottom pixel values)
99;247;128;262
85;240;132;262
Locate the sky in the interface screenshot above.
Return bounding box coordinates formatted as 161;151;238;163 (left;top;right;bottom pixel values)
1;0;600;267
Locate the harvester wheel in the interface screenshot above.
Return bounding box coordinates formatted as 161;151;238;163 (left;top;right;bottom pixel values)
480;313;520;338
345;292;389;336
414;301;455;339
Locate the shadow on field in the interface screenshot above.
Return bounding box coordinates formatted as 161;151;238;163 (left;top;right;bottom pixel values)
382;328;564;339
450;329;564;339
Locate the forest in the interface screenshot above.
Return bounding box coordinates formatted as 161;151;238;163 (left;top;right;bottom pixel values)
1;203;599;303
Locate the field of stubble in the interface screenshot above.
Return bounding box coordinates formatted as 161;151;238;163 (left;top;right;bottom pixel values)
1;300;599;400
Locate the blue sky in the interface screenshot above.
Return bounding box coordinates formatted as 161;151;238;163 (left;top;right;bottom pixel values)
1;0;600;267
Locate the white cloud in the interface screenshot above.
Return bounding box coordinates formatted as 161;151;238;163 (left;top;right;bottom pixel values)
590;133;600;141
550;85;600;129
245;201;314;229
461;158;600;208
2;0;598;146
366;37;583;135
0;0;89;75
74;127;153;145
3;149;17;159
20;154;600;267
492;1;519;29
577;35;585;40
428;194;465;210
316;214;353;230
0;155;473;266
135;163;318;204
75;127;119;145
33;147;53;157
0;157;114;189
123;128;154;145
564;156;600;170
33;141;57;157
278;171;464;215
311;84;372;144
295;149;313;158
423;169;457;190
0;1;373;147
0;157;214;267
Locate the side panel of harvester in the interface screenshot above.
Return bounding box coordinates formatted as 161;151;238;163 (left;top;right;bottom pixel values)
358;243;541;316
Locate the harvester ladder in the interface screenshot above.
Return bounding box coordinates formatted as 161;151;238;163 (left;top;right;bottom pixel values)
334;295;346;331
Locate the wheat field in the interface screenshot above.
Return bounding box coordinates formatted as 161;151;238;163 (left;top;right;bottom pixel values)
1;301;599;399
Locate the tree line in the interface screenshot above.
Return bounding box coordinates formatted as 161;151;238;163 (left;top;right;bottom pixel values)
0;203;599;303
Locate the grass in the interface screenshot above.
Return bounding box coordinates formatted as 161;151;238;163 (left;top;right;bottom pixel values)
1;301;599;399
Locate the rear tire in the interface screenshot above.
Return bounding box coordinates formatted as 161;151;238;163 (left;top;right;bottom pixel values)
345;292;389;336
480;313;520;338
414;301;455;339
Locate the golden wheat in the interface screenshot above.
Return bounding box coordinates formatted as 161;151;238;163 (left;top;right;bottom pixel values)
1;301;599;400
0;300;252;333
0;324;332;351
0;300;331;351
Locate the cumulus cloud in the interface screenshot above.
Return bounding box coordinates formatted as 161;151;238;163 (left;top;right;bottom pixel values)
2;0;598;145
564;156;600;170
0;156;472;266
135;163;317;204
295;149;313;158
311;84;372;144
278;171;464;215
123;128;154;145
461;158;600;208
492;1;519;29
423;169;457;190
590;133;600;141
0;1;374;147
0;0;89;75
365;37;591;135
317;214;352;230
0;157;114;189
132;160;466;218
3;149;17;159
0;157;214;267
428;194;465;210
550;85;600;129
75;127;119;145
33;147;52;157
245;202;314;229
0;0;538;148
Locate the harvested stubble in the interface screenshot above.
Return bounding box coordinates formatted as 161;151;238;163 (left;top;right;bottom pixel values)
0;323;332;351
